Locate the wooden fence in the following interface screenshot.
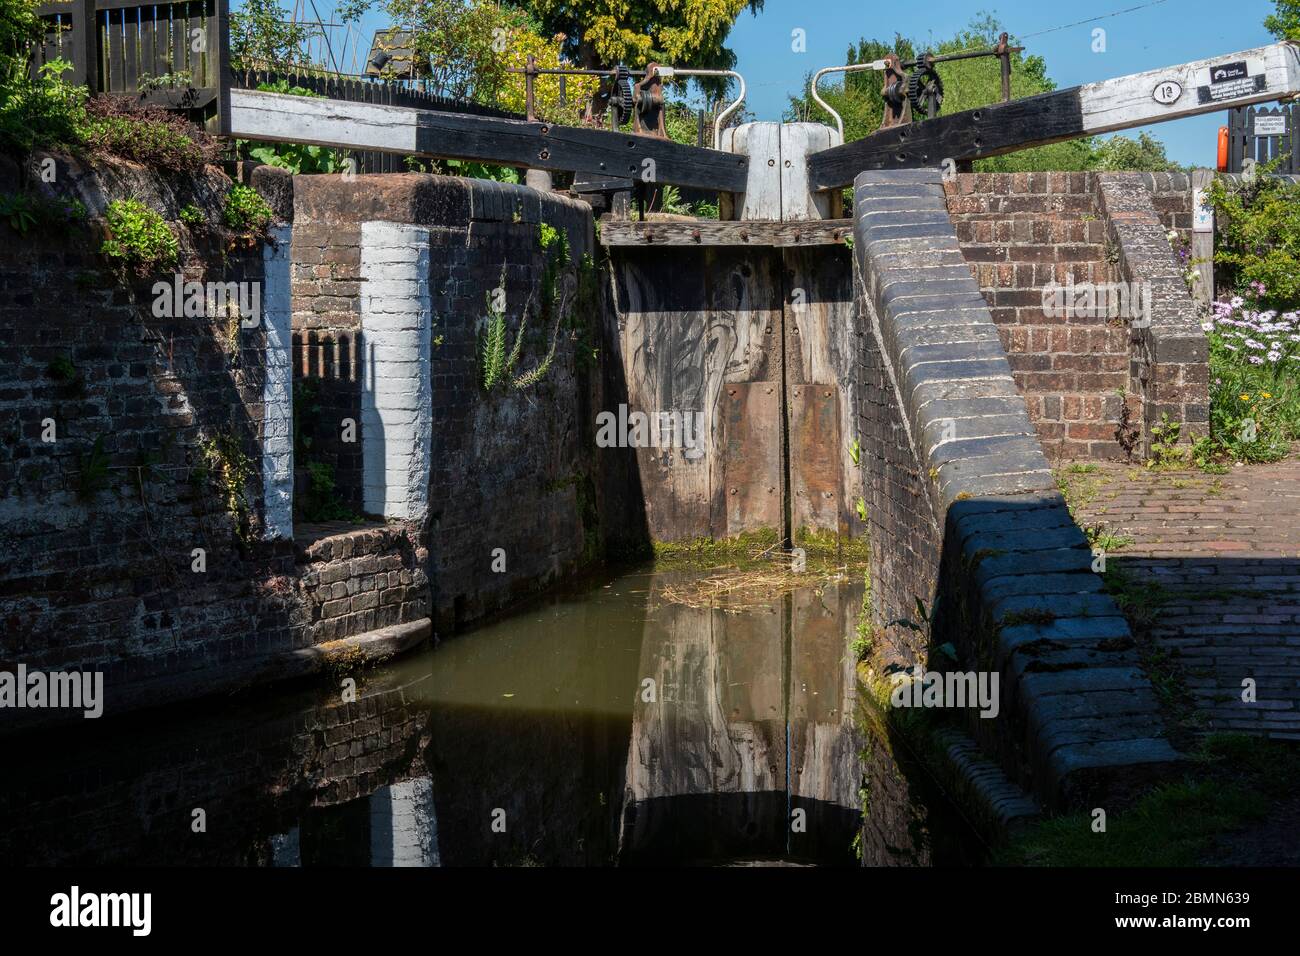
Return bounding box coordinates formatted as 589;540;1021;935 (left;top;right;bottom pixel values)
1226;103;1298;175
33;0;230;132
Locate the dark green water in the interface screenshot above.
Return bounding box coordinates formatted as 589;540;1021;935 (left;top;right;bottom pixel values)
0;565;982;866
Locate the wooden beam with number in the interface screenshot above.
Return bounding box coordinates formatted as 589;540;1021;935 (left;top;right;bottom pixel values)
229;89;749;192
809;42;1300;190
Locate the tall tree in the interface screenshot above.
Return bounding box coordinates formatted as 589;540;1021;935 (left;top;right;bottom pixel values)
1265;0;1300;40
516;0;763;71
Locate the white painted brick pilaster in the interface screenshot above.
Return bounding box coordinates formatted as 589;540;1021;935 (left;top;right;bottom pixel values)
261;223;293;540
360;221;432;521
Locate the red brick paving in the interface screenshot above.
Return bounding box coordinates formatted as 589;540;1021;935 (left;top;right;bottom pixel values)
1060;461;1300;740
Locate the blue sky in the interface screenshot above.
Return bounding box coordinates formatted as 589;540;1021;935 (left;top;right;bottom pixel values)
726;0;1282;166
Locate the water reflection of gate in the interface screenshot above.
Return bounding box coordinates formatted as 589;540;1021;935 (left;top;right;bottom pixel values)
619;577;864;865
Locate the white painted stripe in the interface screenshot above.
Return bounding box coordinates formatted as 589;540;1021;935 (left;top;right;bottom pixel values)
360;221;432;521
1079;43;1300;134
261;224;293;541
230;89;420;153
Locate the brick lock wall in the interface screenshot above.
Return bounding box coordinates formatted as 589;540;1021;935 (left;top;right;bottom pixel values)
853;170;1181;808
0;156;430;732
945;172;1130;459
0;155;297;694
946;171;1210;459
292;175;606;635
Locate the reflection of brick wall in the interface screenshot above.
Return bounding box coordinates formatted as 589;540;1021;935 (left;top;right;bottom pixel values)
0;676;432;865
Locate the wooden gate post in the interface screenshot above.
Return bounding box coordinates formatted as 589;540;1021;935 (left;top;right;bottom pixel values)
1191;168;1215;304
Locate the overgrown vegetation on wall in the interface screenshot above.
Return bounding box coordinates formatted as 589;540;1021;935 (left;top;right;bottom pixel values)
479;222;594;393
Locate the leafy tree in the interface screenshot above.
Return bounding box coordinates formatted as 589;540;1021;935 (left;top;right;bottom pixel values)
1090;131;1181;172
1265;0;1300;40
515;0;763;73
230;0;311;70
338;0;597;116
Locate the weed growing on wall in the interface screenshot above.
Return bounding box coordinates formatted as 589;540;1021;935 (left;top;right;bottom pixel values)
0;191;85;234
222;184;274;235
75;434;111;501
196;430;254;544
100;198;178;276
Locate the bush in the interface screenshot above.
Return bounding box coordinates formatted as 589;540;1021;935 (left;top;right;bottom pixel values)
100;198;178;275
0;47;88;154
81;95;217;172
1205;171;1300;311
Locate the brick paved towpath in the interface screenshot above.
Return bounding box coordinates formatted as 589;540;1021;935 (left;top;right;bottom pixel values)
1058;460;1300;741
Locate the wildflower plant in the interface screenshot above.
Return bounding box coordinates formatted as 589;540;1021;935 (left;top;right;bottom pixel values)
1200;289;1300;462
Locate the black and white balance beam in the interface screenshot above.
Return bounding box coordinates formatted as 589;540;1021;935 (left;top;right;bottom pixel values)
228;89;749;193
809;42;1300;189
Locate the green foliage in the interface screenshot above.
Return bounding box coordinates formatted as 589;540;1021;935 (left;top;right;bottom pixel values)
101;198;178;275
0;38;87;154
1205;170;1300;310
999;734;1300;866
301;460;360;522
1091;131;1181;172
524;0;761;90
0;190;35;232
1265;0;1300;40
230;0;310;69
222;183;273;234
45;353;81;390
239;82;343;173
178;203;205;228
479;286;520;392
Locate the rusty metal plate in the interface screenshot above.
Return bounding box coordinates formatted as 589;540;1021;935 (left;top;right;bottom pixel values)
716;382;784;538
789;588;844;728
789;384;842;536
